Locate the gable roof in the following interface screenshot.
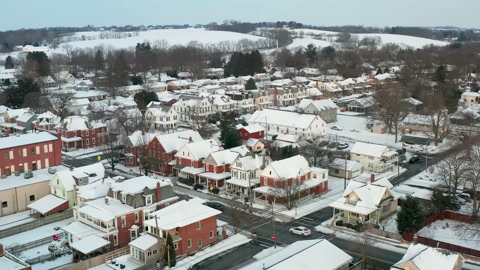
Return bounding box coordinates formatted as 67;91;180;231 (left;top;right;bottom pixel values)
206;149;239;165
110;176;172;195
393;243;463;270
181;139;222;160
53;162;106;191
329;158;362;171
156;130;203;153
238;123;265;134
350;142;388;158
249;109;324;129
263;155;310;179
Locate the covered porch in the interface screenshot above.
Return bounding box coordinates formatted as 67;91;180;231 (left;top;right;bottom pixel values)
198;172;231;188
329;198;379;225
225;178;260;196
179;166;204;182
70;234;110;262
28;194;69;218
61;136;83;151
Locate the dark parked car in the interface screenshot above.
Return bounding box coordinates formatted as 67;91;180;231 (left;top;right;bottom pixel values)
409;155;420;163
206;202;224;211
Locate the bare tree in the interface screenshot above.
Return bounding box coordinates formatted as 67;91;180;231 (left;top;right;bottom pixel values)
436;150;469;197
299;139;333;167
269;180;305;210
420;92;451;146
50;91;75;119
228;200;246;234
98;132;123;172
355;226;376;269
372;84;409;142
466;145;480;219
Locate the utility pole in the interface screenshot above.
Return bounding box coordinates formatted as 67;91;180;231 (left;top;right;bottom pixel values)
248;175;253;221
344;153;348;190
272;198;276;249
425;143;428;172
154;214;165;269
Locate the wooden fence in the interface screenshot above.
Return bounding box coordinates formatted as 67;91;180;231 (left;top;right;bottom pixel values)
6;233;65;256
59;246;130;270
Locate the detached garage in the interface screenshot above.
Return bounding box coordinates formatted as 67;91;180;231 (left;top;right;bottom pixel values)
328;158;363;179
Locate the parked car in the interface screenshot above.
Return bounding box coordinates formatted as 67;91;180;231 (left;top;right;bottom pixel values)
458;193;472;202
331;126;342;131
409;155;420;163
289;226;311;237
205;202;225;211
337;143;349;150
455;196;466;205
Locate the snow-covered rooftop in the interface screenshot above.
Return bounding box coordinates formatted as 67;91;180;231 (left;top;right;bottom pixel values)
0;131;58;150
110;175;172;195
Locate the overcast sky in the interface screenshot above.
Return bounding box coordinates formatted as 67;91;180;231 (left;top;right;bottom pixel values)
2;0;479;31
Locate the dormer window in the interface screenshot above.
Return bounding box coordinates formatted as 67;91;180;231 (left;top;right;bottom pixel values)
146;194;153;205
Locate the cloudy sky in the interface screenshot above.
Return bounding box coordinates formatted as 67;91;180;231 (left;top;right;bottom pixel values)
2;0;479;31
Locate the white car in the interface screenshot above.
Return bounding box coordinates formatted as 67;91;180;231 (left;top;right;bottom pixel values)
289;226;311;237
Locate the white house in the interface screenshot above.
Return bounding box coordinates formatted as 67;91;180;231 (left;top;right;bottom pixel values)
144;106;179;131
350;142;398;173
248;109;327;140
225;154;271;196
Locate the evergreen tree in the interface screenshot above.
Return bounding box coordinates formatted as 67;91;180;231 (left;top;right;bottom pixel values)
164;233;176;267
4;56;14;69
94;49;105;71
134;90;159;113
376;67;383;75
219;113;241;149
396;196;425;234
304;44;317;67
25;51;50;77
245;78;257;90
5;77;40;108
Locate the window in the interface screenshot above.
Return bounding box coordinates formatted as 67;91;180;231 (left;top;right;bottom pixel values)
174;243;178;250
86;130;89;136
2;201;7;208
29;195;35;201
114;234;118;246
44;145;48;153
49;144;53;152
17;149;22;157
146;194;153;205
86;139;89;145
198;239;202;248
92;129;95;134
334;169;339;174
130;230;137;241
92;138;96;144
135;212;139;222
31;147;36;155
196;221;201;230
209;231;214;238
121;216;126;227
187;239;192;248
4;152;8;160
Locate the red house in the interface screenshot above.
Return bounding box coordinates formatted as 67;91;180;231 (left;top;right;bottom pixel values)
144;130;203;175
198;149;240;188
0;131;62;175
124;130;157;168
33;111;61;131
174;139;222;181
237;124;265;141
63;176;178;260
144;197;221;257
253;155;328;204
55;116;108;151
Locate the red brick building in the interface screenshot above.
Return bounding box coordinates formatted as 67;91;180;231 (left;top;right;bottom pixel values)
33;111;61;131
237;124;265;141
55;116;108;151
0;131;62;175
144;197;221;257
174;139;222;180
63;176;178;260
254;155;328;204
144;130;203;175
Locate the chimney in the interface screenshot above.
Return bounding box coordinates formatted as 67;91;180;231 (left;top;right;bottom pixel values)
156;181;161;203
105;197;109;205
183;194;189;201
370;174;375;183
0;243;3;256
189;136;193;143
316;81;319;88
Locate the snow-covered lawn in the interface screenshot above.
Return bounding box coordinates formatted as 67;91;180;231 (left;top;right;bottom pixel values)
417;219;480;251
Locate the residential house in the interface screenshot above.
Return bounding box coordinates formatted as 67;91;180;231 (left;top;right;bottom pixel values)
1;110;37;133
271;133;299;149
402;113;449;135
122;85;144;96
306;87;324;100
329;178;397;225
237;96;256;114
143;197;221;260
73;90;108;102
172;96;214;123
404;97;424;114
248;109;327;140
317;82;343;98
198;85;224;95
225;154;271;196
250;90;272;110
67;98;90;115
267;87;296;107
237;124;265;141
124;130;157;168
0;131;62;177
460;92;480;108
198;149;245;188
347;96;376;113
205;68;224;79
54;71;76;84
245;138;264;153
0;244;32;270
167;80;192;91
328;158;363;179
391;243;464;270
210;95;239;113
1;165;67;217
55;116;108;151
174;139;222;181
33;111;61;131
48;162;107;208
146;82;168;92
239;239;354;270
253;73;271;82
144;105;179;131
254;155;328;204
3;108;31;126
13;111;37;132
297;99;338;123
146;130;203;175
39;76;56;88
62;176;177;260
350;142;398;173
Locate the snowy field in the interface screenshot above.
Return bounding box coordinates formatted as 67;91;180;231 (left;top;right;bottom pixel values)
417;219;480;251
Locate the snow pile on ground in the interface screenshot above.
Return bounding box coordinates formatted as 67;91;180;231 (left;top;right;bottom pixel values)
174;234;250;270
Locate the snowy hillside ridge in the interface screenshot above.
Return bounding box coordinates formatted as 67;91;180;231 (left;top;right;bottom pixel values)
51;28;272;52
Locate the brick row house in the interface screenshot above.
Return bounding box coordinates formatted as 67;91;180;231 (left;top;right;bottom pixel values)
253;155;329;204
174;139;222;181
145;130;203;175
33;111;61;131
225;154;272;197
55;116;108;151
0;131;62;176
124;130;158;169
62;176;177;261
